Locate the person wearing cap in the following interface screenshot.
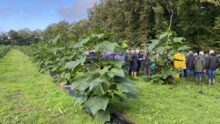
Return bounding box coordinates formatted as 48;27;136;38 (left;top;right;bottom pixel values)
207;50;220;86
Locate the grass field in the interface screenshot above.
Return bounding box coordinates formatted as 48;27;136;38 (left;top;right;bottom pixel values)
0;49;220;124
0;49;98;124
126;77;220;124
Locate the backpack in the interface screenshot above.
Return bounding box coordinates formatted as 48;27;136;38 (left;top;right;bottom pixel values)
194;57;204;72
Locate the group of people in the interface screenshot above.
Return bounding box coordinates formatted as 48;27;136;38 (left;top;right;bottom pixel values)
85;50;151;77
176;50;220;85
127;50;151;77
85;49;220;85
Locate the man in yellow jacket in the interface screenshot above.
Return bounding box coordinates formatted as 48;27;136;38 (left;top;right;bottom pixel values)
174;53;186;78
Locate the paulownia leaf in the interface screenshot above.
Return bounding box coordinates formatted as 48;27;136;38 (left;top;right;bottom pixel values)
148;40;159;52
156;47;166;53
93;84;108;96
101;59;123;68
117;83;129;93
178;46;190;52
64;61;80;70
75;37;90;48
85;97;109;115
95;41;118;53
115;77;136;93
158;32;172;40
88;77;109;96
78;82;90;91
173;37;185;43
97;111;110;123
110;68;125;77
89;78;103;92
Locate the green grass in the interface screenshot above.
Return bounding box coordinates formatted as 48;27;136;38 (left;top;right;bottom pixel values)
0;49;99;124
1;49;220;124
125;74;220;124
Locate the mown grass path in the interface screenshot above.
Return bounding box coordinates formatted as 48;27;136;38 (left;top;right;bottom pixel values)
0;49;97;124
126;74;220;124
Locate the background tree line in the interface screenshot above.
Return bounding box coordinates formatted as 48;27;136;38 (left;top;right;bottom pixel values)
0;29;42;45
88;0;220;52
1;0;220;52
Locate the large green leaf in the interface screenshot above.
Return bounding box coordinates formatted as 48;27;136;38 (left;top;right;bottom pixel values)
148;39;159;52
156;47;166;53
158;32;172;40
173;37;185;43
92;78;111;96
178;46;190;52
89;78;103;92
101;59;123;68
117;83;129;93
78;82;90;91
95;41;118;53
85;97;109;115
78;55;86;64
110;68;125;77
64;61;80;70
93;84;106;96
115;77;136;93
75;37;90;48
97;111;110;122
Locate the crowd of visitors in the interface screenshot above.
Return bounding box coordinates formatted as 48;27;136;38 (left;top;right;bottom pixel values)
176;50;220;85
86;49;220;85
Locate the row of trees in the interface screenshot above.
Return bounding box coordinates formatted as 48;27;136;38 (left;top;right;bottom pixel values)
0;29;42;45
88;0;220;52
0;19;91;46
34;0;220;52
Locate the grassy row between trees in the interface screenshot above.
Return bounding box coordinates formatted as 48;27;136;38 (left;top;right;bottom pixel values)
1;49;220;124
0;49;98;124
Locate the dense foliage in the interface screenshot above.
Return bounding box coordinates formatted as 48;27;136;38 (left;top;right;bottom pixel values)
0;46;10;58
146;31;188;84
88;0;220;51
32;33;135;122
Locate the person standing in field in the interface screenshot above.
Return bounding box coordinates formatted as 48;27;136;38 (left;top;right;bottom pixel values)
206;50;220;86
194;51;206;85
174;53;186;78
186;51;195;81
143;52;151;75
137;50;144;74
131;50;139;77
128;50;133;75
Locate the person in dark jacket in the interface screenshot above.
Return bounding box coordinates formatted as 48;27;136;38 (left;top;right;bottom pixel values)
131;50;139;77
207;50;220;85
128;50;133;75
137;50;144;74
194;51;206;85
143;52;151;75
186;51;195;81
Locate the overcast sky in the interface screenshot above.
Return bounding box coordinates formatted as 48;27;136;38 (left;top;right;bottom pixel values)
0;0;99;32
